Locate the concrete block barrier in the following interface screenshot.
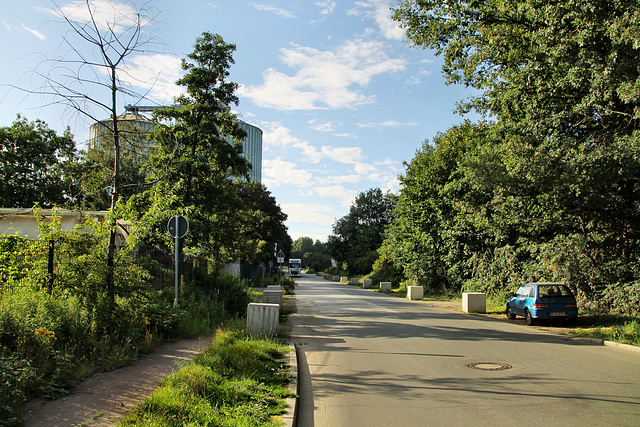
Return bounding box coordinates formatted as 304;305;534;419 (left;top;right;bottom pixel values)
333;276;339;281
363;279;372;289
263;289;283;306
462;292;486;313
340;276;348;283
380;282;392;292
247;303;280;336
407;286;424;300
350;278;359;285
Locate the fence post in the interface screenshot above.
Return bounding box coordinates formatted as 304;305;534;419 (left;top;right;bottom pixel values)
47;239;55;294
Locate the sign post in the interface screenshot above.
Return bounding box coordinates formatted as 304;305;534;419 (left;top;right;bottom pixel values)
168;215;189;307
277;249;285;285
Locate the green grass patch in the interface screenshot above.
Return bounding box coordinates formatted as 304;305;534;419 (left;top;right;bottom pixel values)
118;330;293;427
568;319;640;346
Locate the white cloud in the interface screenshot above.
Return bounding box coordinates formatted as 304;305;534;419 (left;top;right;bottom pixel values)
42;1;151;33
315;1;336;16
314;185;359;206
280;203;343;242
261;121;369;164
355;119;419;128
281;203;339;225
260;121;401;196
250;2;296;19
262;158;313;187
122;54;183;103
321;146;364;164
349;0;404;40
320;174;363;185
261;122;324;163
21;24;46;41
239;38;406;110
308;119;336;132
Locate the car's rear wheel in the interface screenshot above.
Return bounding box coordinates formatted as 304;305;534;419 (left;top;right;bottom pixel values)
525;309;535;326
506;305;516;319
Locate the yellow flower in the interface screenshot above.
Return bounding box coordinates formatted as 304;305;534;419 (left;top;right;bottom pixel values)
34;327;57;341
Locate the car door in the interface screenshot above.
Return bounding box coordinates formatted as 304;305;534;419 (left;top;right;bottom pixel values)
512;286;527;315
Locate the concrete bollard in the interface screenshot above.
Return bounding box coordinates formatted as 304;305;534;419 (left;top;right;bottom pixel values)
350;278;359;285
462;292;486;313
247;303;280;336
380;282;392;292
333;276;340;282
363;279;372;289
340;276;348;283
263;289;283;306
407;286;424;300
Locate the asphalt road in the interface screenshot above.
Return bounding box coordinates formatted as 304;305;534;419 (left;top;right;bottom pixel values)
289;274;640;427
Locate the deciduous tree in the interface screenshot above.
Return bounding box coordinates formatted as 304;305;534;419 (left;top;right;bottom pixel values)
0;116;76;208
136;32;252;269
327;188;395;276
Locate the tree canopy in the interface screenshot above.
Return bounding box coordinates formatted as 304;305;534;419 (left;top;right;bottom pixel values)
131;32;262;269
394;0;640;139
0;116;76;208
389;0;640;314
327;188;395;276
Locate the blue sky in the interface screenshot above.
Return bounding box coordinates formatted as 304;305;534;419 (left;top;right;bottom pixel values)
1;1;476;242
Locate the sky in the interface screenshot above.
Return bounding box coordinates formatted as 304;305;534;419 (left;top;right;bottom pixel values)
1;0;477;243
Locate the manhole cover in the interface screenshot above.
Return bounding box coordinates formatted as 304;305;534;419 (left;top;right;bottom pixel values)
467;362;512;371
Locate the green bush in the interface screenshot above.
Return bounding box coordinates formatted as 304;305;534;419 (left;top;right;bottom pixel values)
193;273;251;318
0;286;92;421
367;251;405;286
324;266;348;277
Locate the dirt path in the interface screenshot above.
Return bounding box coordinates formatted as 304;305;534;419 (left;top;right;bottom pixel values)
21;336;214;427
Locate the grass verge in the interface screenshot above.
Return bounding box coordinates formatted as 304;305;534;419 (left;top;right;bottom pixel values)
567;318;640;346
118;329;294;427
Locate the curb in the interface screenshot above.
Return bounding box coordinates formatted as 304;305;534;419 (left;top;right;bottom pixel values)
283;344;298;427
576;337;640;354
603;340;640;354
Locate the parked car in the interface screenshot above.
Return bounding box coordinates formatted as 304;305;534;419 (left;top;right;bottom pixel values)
506;283;578;325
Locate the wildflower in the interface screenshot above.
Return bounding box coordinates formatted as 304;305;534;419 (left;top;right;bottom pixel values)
34;327;56;341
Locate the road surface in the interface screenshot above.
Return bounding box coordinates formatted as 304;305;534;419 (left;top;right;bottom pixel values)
289;274;640;426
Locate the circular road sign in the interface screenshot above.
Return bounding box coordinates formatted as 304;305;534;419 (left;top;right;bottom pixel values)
168;215;189;238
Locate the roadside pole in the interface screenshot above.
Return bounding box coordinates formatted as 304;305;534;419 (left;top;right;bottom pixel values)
277;249;285;286
168;215;189;307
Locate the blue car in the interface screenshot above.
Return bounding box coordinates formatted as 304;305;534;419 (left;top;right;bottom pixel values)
506;283;578;325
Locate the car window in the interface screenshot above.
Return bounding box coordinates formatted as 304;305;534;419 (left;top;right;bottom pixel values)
526;287;535;297
538;284;573;297
515;287;524;297
538;285;552;297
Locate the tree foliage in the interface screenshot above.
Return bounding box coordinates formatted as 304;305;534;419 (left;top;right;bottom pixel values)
132;32;261;270
0;116;76;208
291;237;332;272
327;188;395;276
384;121;490;290
395;0;640;136
390;0;640;314
234;182;291;266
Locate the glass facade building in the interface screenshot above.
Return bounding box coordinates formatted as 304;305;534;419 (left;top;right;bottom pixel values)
91;113;263;184
236;120;263;183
